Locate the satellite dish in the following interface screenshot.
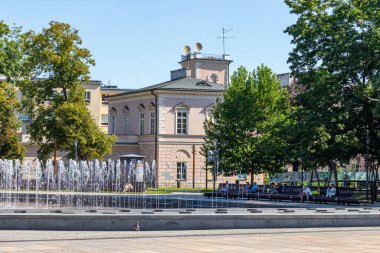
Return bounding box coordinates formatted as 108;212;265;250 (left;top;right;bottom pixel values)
195;42;203;52
183;45;191;55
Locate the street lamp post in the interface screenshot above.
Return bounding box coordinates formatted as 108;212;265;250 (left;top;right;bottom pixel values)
365;135;370;200
208;141;219;193
74;140;78;162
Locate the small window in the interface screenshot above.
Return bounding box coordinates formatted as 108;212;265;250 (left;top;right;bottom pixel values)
150;111;156;134
123;113;128;134
101;114;108;125
210;75;217;83
85;91;91;103
176;111;187;134
140;113;145;135
207;73;219;83
206;108;214;121
177;162;187;180
109;114;115;134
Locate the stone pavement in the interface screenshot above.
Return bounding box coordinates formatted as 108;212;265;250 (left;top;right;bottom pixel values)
0;227;379;252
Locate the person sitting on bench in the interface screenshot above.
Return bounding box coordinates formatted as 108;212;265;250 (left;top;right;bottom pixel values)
268;182;278;194
301;186;313;202
316;186;323;196
248;182;258;193
222;181;229;194
326;184;336;197
342;174;350;188
276;182;283;194
123;183;134;192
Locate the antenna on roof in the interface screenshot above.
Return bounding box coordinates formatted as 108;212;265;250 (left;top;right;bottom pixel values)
217;28;234;56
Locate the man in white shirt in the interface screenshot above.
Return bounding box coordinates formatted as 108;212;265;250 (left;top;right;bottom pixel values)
301;186;313;202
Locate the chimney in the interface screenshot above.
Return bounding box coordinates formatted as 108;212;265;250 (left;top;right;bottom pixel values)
170;68;191;80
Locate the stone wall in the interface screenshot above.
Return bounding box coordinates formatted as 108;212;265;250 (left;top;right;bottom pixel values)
156;143;263;188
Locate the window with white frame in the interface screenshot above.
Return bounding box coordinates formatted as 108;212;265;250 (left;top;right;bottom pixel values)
84;91;91;103
177;162;187;180
176;111;188;134
206;108;213;120
150;111;156;134
101;114;109;125
123;112;128;134
139;113;145;135
109;114;115;134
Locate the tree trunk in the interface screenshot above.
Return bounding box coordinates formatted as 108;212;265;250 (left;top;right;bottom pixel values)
331;161;339;195
62;87;68;101
310;169;314;185
314;167;321;188
250;167;254;185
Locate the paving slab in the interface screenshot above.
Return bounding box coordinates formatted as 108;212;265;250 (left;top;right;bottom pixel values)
0;228;379;252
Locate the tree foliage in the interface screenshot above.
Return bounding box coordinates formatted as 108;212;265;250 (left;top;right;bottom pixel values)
204;65;292;176
20;21;114;161
0;82;25;159
0;21;25;159
285;0;380;169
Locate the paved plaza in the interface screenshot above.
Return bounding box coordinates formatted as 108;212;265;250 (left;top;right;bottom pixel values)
0;227;379;252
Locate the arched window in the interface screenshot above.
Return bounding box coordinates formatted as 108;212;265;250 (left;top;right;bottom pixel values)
109;107;117;134
122;105;129;134
207;73;219;83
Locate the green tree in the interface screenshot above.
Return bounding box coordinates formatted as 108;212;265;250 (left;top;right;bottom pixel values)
288;71;360;178
203;65;292;181
0;82;25;159
21;21;114;161
0;21;25;159
285;0;380;176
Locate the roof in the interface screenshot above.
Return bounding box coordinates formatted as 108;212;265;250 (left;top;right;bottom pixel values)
30;77;102;85
100;87;133;92
108;77;225;98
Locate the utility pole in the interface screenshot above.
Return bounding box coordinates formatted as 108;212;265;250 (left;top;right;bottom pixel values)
53;141;57;175
366;134;370;200
213;150;219;192
192;144;195;189
74;140;78;162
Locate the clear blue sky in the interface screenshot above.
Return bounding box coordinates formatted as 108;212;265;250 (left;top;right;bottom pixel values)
2;0;296;89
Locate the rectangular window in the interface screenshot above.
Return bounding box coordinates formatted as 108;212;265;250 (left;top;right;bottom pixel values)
177;162;187;180
206;109;213;121
109;114;115;134
176;111;187;134
84;91;91;103
150;111;155;134
123;113;128;134
140;113;145;135
101;114;109;125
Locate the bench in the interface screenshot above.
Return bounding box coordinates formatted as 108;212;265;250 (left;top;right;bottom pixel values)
336;198;370;205
204;184;370;205
203;183;249;199
203;183;225;198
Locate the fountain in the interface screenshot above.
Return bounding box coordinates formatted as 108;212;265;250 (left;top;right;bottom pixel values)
0;158;159;209
0;158;248;211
